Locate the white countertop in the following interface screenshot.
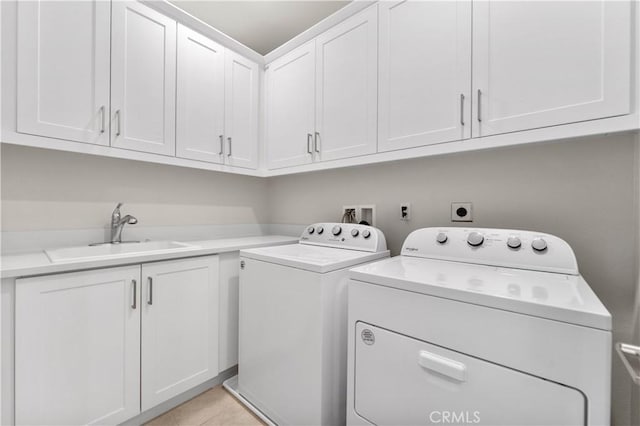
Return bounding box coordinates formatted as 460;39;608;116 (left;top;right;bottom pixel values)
1;235;298;279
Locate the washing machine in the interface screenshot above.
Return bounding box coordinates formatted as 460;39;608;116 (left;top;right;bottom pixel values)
224;223;389;425
346;227;611;426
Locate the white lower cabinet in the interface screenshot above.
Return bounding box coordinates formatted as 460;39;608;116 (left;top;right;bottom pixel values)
141;256;220;410
15;266;142;425
15;255;220;424
218;252;241;371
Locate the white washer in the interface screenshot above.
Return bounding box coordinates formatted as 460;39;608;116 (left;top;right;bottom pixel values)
346;227;611;426
225;223;389;425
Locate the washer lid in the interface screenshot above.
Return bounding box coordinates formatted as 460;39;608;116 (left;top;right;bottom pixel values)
349;256;611;330
241;243;390;273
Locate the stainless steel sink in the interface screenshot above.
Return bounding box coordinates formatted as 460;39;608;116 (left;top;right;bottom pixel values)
45;241;197;263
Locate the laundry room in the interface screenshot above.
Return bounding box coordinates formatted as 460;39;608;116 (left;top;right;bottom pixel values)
1;1;639;426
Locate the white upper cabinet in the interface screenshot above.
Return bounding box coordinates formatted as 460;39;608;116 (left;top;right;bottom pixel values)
15;266;141;425
111;1;177;156
16;0;110;146
176;24;226;164
472;0;632;137
266;41;316;169
314;5;378;161
141;256;220;410
378;0;472;152
225;50;260;169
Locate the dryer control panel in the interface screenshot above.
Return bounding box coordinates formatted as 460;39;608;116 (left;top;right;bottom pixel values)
300;223;387;253
401;227;578;275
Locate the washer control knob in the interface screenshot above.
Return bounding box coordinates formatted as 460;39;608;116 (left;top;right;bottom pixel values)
531;238;548;252
351;229;359;237
507;237;522;249
362;229;371;239
332;225;342;236
307;226;315;234
436;232;448;244
467;232;484;247
316;226;324;235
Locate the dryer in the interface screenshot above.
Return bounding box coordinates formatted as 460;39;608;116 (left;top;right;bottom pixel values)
346;227;611;425
225;223;389;425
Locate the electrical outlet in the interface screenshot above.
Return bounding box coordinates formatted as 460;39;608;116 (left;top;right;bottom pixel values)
451;202;473;222
400;203;411;221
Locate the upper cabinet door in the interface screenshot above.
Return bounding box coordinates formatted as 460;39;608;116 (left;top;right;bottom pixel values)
266;41;316;169
16;0;110;146
111;1;177;156
314;5;378;162
472;1;631;138
15;266;141;425
225;50;260;169
378;0;471;152
176;24;225;164
141;256;219;410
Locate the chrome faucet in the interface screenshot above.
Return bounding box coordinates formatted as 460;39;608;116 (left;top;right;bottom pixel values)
110;202;138;243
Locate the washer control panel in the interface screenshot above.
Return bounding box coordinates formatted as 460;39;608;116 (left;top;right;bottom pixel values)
402;227;578;275
300;223;387;253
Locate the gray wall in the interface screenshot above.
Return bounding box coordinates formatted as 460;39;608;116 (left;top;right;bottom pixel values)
0;144;270;231
267;132;639;425
1;133;638;424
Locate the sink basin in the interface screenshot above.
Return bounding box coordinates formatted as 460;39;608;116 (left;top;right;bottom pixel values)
45;241;197;263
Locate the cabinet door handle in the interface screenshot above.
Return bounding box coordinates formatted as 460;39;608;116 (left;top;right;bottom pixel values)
99;106;106;133
314;132;320;153
115;110;121;136
227;137;232;157
477;89;482;122
307;133;313;154
460;94;465;126
219;135;224;155
147;277;153;305
131;279;137;309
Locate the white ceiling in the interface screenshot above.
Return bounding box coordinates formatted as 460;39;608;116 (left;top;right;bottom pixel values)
168;1;351;55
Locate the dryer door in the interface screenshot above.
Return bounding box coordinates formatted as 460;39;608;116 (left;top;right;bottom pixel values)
354;322;585;425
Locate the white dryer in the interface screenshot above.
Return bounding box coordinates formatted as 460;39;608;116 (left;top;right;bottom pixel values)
346;227;611;426
225;223;389;425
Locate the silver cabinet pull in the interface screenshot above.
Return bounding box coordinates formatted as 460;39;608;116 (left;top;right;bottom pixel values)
219;135;224;155
477;89;482;122
115;110;121;136
131;279;137;309
460;94;465;126
227;137;232;157
307;133;313;154
314;132;320;153
99;106;106;133
147;277;153;305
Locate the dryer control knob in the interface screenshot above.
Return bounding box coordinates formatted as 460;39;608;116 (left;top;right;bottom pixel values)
532;238;548;252
332;225;342;236
507;237;522;249
351;229;359;237
436;232;448;244
362;229;371;239
467;232;484;247
316;226;324;234
307;226;315;234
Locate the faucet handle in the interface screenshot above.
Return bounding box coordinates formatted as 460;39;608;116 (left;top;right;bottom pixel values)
113;202;123;213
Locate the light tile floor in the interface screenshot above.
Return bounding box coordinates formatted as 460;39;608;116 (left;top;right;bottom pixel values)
146;385;265;426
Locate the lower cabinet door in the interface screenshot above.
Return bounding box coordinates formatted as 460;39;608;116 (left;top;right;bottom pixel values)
141;256;220;410
15;266;141;425
354;322;585;426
